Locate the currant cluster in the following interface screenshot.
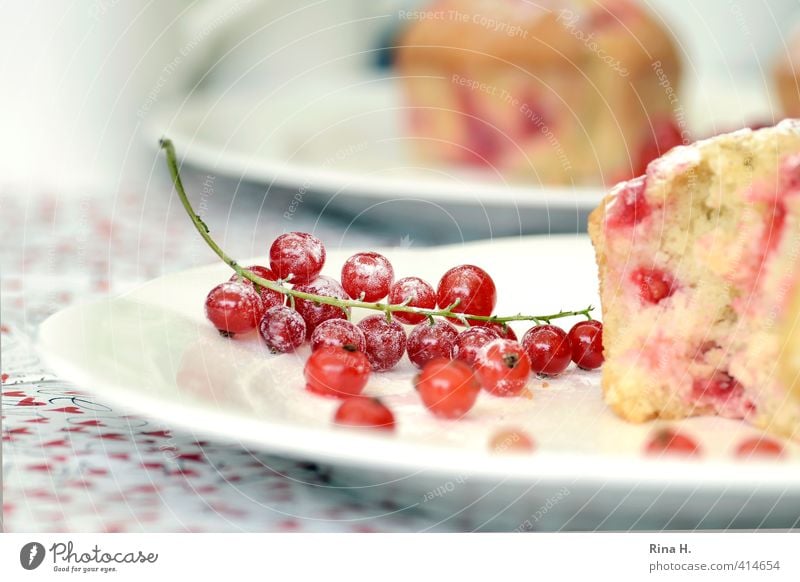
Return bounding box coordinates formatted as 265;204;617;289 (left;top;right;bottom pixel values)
203;230;603;430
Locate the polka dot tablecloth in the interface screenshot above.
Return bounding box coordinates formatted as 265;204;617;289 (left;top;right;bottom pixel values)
0;180;452;533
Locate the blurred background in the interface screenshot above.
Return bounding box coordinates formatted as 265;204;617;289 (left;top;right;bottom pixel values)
2;0;800;245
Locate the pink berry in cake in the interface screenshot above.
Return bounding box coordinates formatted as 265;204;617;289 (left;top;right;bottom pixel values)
415;358;480;419
304;345;371;399
734;436;785;459
357;315;407;372
631;267;676;304
604;176;650;228
437;265;497;325
258;306;306;353
293;276;350;339
522;325;572;376
388;277;436;325
310;319;366;353
231;265;284;312
451;326;499;366
269;232;325;285
488;428;535;454
644;429;701;457
334;396;395;431
474;339;531;397
341;252;394;302
567;320;604;370
205;281;263;337
407;320;458;369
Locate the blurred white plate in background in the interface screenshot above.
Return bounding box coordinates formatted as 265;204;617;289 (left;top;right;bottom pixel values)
39;235;800;530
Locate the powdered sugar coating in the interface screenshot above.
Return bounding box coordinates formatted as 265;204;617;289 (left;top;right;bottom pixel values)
310;319;367;353
451;326;500;366
357;314;407;372
269;232;326;285
407;319;458;368
293;276;350;339
388;277;437;325
436;265;497;324
231;265;284;312
341;252;395;302
258;306;306;353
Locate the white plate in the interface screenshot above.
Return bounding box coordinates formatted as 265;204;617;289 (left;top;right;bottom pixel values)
146;78;602;213
38;236;800;530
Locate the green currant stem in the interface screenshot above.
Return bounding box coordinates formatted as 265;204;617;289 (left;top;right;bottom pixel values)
160;138;594;325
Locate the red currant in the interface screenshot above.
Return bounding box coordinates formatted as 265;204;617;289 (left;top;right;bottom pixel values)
631;267;675;304
205;281;263;336
357;314;407;372
293;276;350;339
341;252;394;302
269;232;325;285
567;320;604;370
644;428;701;457
488;428;535;453
606;176;650;228
258;306;306;353
522;325;572;376
734;436;785;459
407;320;458;368
387;277;436;325
474;339;531;397
436;265;497;325
451;326;499;366
310;319;366;353
477;321;517;341
333;396;395;431
304;345;371;398
692;372;745;403
415;358;480;419
231;265;283;312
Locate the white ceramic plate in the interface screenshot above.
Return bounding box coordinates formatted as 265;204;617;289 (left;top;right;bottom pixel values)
38;236;800;530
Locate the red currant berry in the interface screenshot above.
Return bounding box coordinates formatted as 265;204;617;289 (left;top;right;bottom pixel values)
488;428;536;453
258;306;306;353
451;326;499;366
415;358;480;419
522;325;572;376
436;265;497;325
269;232;325;285
304;345;371;398
333;396;395;431
293;276;350;339
388;277;436;325
567;320;604;370
734;436;785;459
692;372;745;403
631;267;675;304
205;281;263;336
407;320;458;368
474;339;531;397
477;321;517;340
231;265;283;312
341;252;394;302
644;428;701;457
606;176;650;228
310;319;366;353
357;315;407;372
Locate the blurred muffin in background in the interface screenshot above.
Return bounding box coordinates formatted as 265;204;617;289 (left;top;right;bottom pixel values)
397;0;684;185
775;26;800;119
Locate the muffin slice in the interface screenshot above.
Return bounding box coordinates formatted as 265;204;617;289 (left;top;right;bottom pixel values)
588;120;800;440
